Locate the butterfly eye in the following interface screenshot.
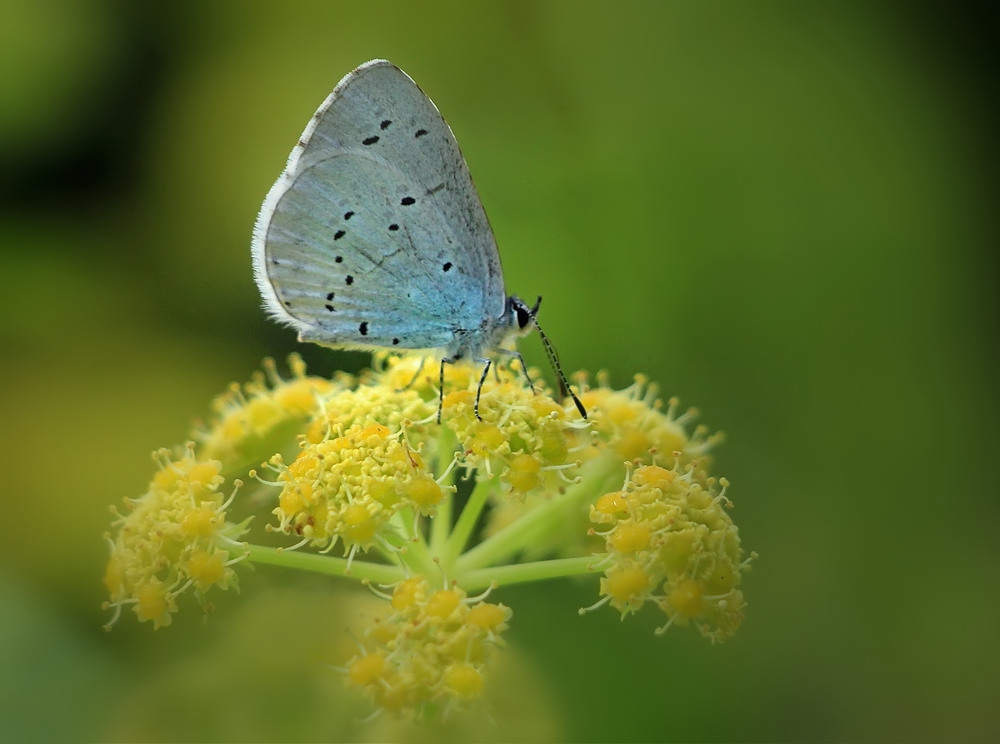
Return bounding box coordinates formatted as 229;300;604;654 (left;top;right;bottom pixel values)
514;302;533;329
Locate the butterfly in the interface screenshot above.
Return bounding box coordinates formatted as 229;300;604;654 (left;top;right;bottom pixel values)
251;59;585;420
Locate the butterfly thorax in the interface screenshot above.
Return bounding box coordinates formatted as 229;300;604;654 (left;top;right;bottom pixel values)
446;294;534;361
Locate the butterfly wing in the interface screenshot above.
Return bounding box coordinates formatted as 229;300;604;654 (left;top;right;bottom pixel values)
252;59;507;353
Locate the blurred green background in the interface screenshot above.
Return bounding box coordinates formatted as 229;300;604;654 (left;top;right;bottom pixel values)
2;1;997;741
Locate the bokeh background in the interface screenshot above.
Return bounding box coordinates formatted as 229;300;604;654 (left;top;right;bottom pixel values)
2;1;997;741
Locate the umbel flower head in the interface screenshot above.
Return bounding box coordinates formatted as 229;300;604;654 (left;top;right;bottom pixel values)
104;353;755;719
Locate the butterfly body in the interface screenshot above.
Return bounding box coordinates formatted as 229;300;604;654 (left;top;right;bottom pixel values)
251;59;585;419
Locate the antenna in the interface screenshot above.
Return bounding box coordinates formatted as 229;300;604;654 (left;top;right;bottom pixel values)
522;296;587;419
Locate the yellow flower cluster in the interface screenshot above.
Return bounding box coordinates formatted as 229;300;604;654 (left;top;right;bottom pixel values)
103;445;248;629
271;423;444;557
347;576;511;714
199;355;335;467
445;373;582;496
575;372;722;469
104;353;755;719
589;463;752;642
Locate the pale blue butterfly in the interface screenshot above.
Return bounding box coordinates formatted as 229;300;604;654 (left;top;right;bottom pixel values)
251;59;584;420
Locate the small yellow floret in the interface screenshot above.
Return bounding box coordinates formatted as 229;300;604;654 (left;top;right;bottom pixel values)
349;652;385;686
635;464;674;486
426;589;462;619
186;548;227;589
668;579;706;619
103;555;125;599
593;490;629;518
134;579;173;627
343;503;377;544
406;475;443;508
610;522;652;553
604;564;650;606
180;505;218;537
358;424;391;443
444;663;483;698
392;577;426;611
468;424;505;454
616;430;653;460
466;602;509;632
505;453;543;493
187;461;222;488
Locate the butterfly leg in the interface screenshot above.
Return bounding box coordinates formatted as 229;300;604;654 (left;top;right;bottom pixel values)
497;347;537;393
395;355;427;392
473;358;492;421
437;357;452;424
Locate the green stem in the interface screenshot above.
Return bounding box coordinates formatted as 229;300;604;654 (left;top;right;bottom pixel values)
457;555;604;593
439;478;496;568
454;456;620;574
242;543;403;585
389;508;438;578
428;427;458;555
429;488;453;554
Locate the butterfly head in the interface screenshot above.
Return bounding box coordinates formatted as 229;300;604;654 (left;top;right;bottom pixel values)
509;295;542;334
504;295;587;419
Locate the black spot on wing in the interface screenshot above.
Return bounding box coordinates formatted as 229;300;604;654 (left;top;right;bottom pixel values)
414;128;428;138
401;196;415;206
359;321;369;336
334;230;345;240
346;275;354;285
344;211;354;220
380;119;392;130
388;224;399;232
362;135;379;146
